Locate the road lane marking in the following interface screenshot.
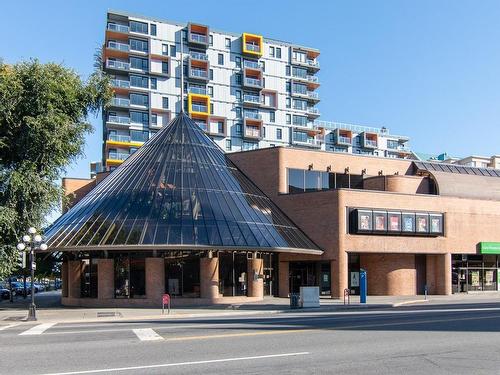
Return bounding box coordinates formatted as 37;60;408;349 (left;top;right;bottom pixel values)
0;323;21;331
38;352;310;374
167;329;314;341
132;328;164;341
20;323;56;335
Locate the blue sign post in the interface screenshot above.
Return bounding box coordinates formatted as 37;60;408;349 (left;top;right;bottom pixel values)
360;269;367;304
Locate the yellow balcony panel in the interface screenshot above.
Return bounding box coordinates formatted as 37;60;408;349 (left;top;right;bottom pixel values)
106;159;124;166
242;33;263;57
188;93;210;118
105;140;145;148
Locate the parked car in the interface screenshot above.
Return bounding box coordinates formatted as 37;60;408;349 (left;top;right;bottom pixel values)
10;282;30;296
0;288;10;300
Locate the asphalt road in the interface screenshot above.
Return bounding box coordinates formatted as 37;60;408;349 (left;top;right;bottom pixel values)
1;303;500;375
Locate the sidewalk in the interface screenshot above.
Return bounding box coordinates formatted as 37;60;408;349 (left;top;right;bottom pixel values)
1;291;499;324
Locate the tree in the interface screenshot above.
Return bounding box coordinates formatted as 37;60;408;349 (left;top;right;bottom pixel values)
0;59;111;279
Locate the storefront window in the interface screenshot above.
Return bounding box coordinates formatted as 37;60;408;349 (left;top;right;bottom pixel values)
114;254;145;298
452;254;499;293
80;258;98;298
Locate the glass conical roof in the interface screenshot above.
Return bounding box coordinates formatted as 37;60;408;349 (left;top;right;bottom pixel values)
45;113;322;254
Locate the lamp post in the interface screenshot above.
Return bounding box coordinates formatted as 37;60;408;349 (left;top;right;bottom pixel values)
17;227;47;321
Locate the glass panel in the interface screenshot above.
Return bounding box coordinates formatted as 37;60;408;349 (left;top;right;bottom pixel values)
288;168;304;193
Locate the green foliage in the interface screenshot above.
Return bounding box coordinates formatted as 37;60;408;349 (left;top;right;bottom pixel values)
0;59;111;279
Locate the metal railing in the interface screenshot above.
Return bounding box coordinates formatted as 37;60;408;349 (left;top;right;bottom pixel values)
307;75;319;83
190;51;208;61
107;115;130;124
106;59;130;70
337;136;351;145
307;59;320;68
307;107;320;114
364;139;377;147
243;60;261;69
244;127;261;138
191;104;208;113
244;111;262;120
313;120;383;134
190;69;208;78
111;98;130;107
190;33;207;44
107;23;129;33
107;41;130;52
307;91;319;99
108;152;130;161
292;137;322;147
244;77;262;87
189;86;207;95
243;94;261;104
245;43;260;52
110;79;130;88
108;134;131;143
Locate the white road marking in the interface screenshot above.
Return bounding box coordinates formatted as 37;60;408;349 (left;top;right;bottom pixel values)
132;328;164;341
39;352;310;374
20;323;56;335
0;323;21;331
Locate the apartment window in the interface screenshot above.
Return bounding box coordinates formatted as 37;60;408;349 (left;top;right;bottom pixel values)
235;73;242;85
292;115;307;126
276;47;281;59
292;82;307;95
170;45;176;57
269;111;275;123
150;24;157;36
269;46;275;57
210;103;214;114
235;107;242;118
150;77;157;90
286;81;291;93
130;57;148;70
286;65;291;76
130;111;149;125
225;38;231;48
387;140;399;149
162;97;169;109
293;99;307;110
209;69;214;80
207;86;213;97
217;121;224;134
162;44;168;56
286;98;291;108
130;21;148;34
292;50;307;63
130;39;148;53
226;139;232;151
130;93;148;107
209;35;213;46
235;123;242;135
236;90;242;100
162;61;169;74
292;66;307;78
131;130;149;142
182;30;187;42
151;113;158;125
262;77;265;88
235;56;241;68
130;75;148;88
276;128;282;140
218;53;224;65
262;127;266;137
286;114;291;125
261;61;265;72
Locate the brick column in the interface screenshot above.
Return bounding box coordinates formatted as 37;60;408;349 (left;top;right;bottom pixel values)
97;259;114;300
61;261;68;298
278;261;289;297
425;255;437;294
200;257;219;300
146;257;165;302
436;253;452;295
67;260;82;298
332;251;348;298
247;258;264;298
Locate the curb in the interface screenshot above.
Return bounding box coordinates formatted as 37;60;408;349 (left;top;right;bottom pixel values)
392;299;430;307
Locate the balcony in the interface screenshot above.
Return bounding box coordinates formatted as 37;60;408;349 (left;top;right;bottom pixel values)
107;41;130;52
243;77;263;89
189;86;207;95
243;60;262;70
243;93;261;106
243;111;262;121
106;59;130;71
107;23;130;34
291;132;322;148
364;140;377;148
107;152;130;161
243;125;262;140
306;107;320;118
188;23;209;48
190;51;208;61
107;134;147;146
111;79;130;89
307;91;320;101
192;103;207;113
111;97;130;108
107;115;131;125
108;134;131;143
361;132;378;149
188;93;210;118
189;68;209;82
242;33;263;57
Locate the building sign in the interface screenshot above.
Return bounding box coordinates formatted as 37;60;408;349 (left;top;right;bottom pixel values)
350;208;444;237
480;242;500;254
350;272;359;287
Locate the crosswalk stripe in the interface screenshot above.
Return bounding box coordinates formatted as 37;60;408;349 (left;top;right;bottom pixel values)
132;328;164;341
0;323;21;331
19;322;56;335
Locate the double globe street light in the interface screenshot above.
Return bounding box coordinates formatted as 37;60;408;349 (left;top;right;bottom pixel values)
16;227;47;321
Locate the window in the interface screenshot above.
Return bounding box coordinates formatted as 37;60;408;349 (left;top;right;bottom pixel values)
269;46;275;57
130;130;149;142
293;99;307;110
209;69;214;80
292;50;307;63
114;255;145;298
150;77;157;90
243;142;258;151
226;139;232;151
292;115;307;126
235;56;241;68
162;61;169;74
286;65;291;76
130;111;149;125
276;47;281;58
130;39;148;52
235;107;242;118
262;77;265;87
292;66;307;78
286;81;291;93
130;21;148;34
170;45;176;57
236;90;241;100
162;44;168;56
235;73;242;85
151;113;158;125
217;121;224;134
130;57;148;70
130;93;148;107
269;111;275;123
208;86;213;97
286;114;291;124
292;82;307;94
182;30;187;42
276;128;282;140
162;97;169;109
286;97;291;108
209;35;213;46
288;168;304;194
225;38;231;48
261;61;265;72
218;53;224;65
210;103;214;114
262;127;266;137
130;75;148;88
150;24;157;36
235;123;242;135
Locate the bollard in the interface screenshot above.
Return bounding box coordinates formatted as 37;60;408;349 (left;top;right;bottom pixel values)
360;269;367;304
343;288;350;305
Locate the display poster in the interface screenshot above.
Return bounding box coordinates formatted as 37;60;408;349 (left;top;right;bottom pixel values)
471;271;480;287
417;216;428;232
485;270;494;286
430;217;441;233
403;216;414;232
375;214;386;231
388;215;401;231
350;272;359;287
360;214;371;230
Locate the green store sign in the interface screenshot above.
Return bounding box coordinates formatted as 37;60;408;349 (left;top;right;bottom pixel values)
479;242;500;254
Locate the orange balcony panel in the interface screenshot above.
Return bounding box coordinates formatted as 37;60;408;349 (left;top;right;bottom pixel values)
150;54;170;62
242;33;263;57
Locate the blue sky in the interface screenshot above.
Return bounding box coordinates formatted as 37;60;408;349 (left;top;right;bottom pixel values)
2;0;500;182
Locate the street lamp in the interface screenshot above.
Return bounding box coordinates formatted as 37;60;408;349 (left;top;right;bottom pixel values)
17;227;47;321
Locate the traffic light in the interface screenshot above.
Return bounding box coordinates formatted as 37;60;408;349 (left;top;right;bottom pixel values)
18;251;26;269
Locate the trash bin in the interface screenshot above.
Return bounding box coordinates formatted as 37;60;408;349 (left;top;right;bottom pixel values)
289;293;301;309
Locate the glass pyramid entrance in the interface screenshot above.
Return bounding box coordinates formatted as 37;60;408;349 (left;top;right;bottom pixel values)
45;113;322;255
